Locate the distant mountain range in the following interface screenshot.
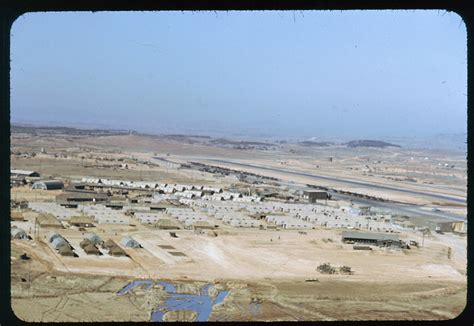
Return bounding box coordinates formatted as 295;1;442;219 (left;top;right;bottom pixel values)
11;122;467;153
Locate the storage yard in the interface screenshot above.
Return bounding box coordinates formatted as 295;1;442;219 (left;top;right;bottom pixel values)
10;127;467;322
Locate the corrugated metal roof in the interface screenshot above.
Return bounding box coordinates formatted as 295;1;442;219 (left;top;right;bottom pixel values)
342;231;399;241
11;169;39;176
69;216;94;224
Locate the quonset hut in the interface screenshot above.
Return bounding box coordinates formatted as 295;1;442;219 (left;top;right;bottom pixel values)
52;237;68;250
11;227;28;240
120;236;140;248
85;233;103;246
48;231;62;243
32;180;64;190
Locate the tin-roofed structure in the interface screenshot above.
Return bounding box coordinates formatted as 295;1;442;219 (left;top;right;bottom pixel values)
11;169;40;177
341;231;399;244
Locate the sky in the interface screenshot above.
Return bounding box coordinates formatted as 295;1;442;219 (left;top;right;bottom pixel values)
10;10;467;141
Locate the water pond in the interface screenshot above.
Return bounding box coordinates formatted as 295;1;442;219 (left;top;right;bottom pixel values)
118;280;229;322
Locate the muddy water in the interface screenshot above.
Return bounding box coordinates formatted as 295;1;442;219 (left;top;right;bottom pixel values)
117;280;229;322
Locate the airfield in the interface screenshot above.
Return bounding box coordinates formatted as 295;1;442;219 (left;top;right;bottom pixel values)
10;126;467;321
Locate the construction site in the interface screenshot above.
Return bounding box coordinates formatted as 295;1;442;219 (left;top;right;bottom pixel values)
10;126;467;322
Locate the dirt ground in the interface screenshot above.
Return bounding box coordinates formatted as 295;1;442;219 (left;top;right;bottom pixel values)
9;132;467;322
10;221;467;322
10;240;466;322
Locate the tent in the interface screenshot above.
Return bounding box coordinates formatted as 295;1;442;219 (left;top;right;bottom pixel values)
102;239;117;249
109;245;126;257
58;245;74;256
84;243;100;255
80;238;93;249
192;221;214;230
48;231;62;243
69;216;95;227
155;219;180;230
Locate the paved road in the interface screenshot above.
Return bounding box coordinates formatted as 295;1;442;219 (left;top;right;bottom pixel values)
209;159;466;205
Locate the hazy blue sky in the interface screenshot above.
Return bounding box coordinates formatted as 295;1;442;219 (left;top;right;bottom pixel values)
10;10;466;140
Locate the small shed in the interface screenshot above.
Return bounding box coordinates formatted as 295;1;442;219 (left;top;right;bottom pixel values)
120;236;140;248
435;221;457;233
32;180;64;190
303;190;329;203
11;227;28;240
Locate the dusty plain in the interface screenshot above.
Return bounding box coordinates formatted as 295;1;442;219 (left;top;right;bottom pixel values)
10;127;467;322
